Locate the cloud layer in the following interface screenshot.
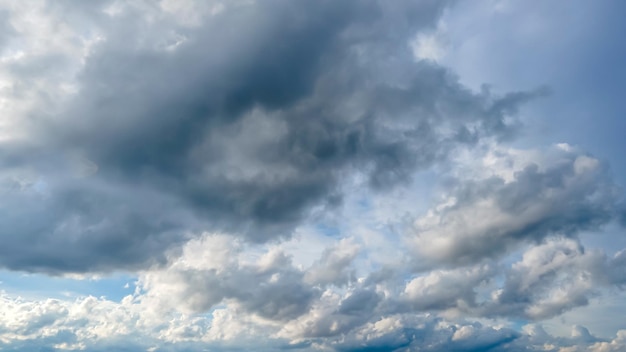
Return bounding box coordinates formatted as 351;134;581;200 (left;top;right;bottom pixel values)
0;0;624;351
1;232;626;351
0;0;550;273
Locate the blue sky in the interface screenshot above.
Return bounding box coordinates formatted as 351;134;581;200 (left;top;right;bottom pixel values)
439;1;626;173
0;1;625;351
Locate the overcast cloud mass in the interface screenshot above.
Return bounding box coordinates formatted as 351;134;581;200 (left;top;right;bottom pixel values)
0;0;625;351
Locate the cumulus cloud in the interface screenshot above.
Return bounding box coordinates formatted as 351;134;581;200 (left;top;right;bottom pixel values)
481;237;626;320
409;144;622;268
138;234;319;321
1;0;625;351
0;0;545;273
304;237;360;287
5;285;626;352
0;228;625;351
401;264;494;312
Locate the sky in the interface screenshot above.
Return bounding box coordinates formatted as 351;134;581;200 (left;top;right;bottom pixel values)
0;1;625;351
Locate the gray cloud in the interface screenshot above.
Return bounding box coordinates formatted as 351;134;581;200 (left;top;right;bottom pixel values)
304;238;359;287
0;10;14;48
0;172;196;273
410;147;621;268
384;237;626;322
1;232;626;351
1;1;626;351
331;316;522;352
0;0;545;273
139;236;320;321
481;237;626;320
400;265;494;312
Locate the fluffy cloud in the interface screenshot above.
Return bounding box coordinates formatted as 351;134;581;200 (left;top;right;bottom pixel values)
0;0;545;273
0;229;625;351
483;237;626;320
139;234;319;321
4;286;626;352
409;144;622;268
1;0;625;351
401;264;494;312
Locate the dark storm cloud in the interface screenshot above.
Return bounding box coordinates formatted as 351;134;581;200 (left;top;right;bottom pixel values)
0;0;544;272
0;173;197;273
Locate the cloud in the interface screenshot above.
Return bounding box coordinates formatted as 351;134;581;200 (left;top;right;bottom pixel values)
480;237;626;321
4;292;626;352
1;1;625;351
401;264;494;312
304;237;360;287
409;144;622;268
137;234;323;322
0;9;14;48
0;228;625;351
0;0;546;273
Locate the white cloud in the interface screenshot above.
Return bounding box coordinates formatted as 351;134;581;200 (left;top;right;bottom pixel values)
408;144;620;268
411;31;447;62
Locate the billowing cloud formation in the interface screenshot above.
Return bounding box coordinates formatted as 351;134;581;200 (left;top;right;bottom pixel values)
140;235;320;321
0;0;625;351
0;231;625;351
487;237;626;320
410;144;621;268
0;0;547;273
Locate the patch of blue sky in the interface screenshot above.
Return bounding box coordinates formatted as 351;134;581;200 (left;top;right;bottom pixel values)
508;319;530;332
0;270;135;302
314;222;341;238
356;196;371;212
542;292;626;339
579;222;626;257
